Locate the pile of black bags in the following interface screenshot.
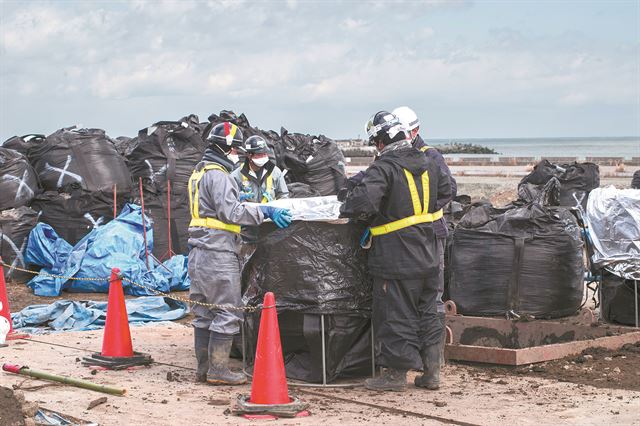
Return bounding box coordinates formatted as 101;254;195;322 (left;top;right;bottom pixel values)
519;159;599;209
23;127;132;245
126;115;205;258
280;129;347;196
242;221;372;383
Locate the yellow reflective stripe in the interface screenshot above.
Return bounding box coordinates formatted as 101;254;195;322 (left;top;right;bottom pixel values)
421;170;430;215
370;210;444;236
243;173;273;204
263;175;273;204
188;163;239;233
189;218;240;233
419;146;432;152
371;168;440;236
403;169;422;215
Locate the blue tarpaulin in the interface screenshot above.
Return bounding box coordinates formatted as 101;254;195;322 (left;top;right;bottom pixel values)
25;203;190;296
11;296;188;333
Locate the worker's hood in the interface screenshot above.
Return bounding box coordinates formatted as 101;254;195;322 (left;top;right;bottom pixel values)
378;141;429;175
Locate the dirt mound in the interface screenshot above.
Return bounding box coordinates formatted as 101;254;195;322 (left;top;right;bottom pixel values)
467;341;640;391
0;386;39;426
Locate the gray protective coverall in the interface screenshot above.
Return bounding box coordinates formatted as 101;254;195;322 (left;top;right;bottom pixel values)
188;160;263;336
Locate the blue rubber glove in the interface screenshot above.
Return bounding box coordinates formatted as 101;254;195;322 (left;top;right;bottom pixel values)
239;191;254;202
259;206;293;229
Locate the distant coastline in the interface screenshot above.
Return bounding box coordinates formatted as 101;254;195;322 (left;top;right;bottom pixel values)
338;136;639;158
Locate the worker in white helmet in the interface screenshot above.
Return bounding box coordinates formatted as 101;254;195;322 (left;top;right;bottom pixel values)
392;106;457;387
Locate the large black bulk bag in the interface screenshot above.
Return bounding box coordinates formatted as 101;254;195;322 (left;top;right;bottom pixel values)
0;148;39;210
2;134;46;156
241;220;372;382
126;116;205;194
449;202;584;318
27;127;131;193
242;221;372;314
30;191;123;245
0;206;39;281
280;130;346;196
519;160;599;209
600;271;640;326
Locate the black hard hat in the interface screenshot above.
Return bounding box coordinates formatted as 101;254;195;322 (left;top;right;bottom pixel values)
365;111;407;146
243;135;269;154
206;122;244;149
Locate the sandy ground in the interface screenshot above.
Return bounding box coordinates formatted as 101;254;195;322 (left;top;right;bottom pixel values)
1;324;639;426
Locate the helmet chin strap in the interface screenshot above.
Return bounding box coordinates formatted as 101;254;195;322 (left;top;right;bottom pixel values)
211;143;230;156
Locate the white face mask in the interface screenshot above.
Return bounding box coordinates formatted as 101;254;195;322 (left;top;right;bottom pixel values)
227;153;239;164
251;157;269;167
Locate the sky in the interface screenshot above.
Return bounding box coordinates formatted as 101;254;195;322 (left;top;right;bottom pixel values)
0;0;639;140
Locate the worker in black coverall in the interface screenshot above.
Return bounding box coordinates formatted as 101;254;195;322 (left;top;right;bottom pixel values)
393;106;457;367
339;111;452;392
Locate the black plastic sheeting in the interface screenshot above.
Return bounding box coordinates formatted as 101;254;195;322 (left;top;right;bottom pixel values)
242;221;372;314
448;202;585;318
27;127;131;194
442;195;473;302
139;192;191;258
30;191;124;246
243;311;372;383
240;221;372;383
0;206;39;281
2;134;46;156
280;130;347;196
600;270;640;326
0;148;40;210
519;160;599;209
287;182;321;198
126;115;205;194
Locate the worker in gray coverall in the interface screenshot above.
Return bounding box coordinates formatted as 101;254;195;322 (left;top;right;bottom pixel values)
231;135;289;203
188;121;293;385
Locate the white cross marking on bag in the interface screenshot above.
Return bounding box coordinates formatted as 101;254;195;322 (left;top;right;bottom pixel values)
1;170;34;201
83;213;104;229
144;160;168;184
1;233;26;274
44;155;83;188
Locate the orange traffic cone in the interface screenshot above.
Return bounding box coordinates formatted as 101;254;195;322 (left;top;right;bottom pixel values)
101;268;134;357
234;292;308;418
82;268;152;369
0;259;29;341
250;291;290;404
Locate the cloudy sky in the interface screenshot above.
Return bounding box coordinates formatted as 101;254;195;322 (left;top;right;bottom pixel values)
0;0;638;140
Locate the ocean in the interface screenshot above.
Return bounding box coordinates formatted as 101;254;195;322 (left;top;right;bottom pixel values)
426;137;640;158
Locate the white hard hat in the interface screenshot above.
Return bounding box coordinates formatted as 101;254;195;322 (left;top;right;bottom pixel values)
392;106;420;131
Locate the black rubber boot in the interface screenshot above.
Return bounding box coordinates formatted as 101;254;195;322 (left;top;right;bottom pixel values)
439;312;446;368
364;368;407;392
206;334;247;385
194;328;210;383
415;344;440;390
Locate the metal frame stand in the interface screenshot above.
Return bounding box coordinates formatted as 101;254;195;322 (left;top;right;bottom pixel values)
635;280;639;329
241;313;376;388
